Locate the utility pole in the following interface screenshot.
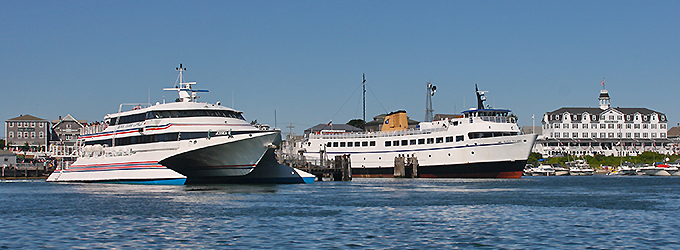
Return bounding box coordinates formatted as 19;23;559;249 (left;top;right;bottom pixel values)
363;73;366;123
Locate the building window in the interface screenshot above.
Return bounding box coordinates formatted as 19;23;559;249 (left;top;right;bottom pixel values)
609;115;614;120
554;124;560;129
617;124;622;129
583;124;588;129
608;124;614;129
661;124;667;129
608;133;614;138
8;122;13;127
617;116;622;120
592;115;597;120
634;124;640;129
617;133;622;138
563;133;569;138
67;124;71;129
600;133;606;138
642;124;648;129
582;133;588;138
651;133;657;138
626;124;631;129
573;124;578;129
651;124;657;129
626;133;631;138
661;133;666;138
24;122;28;127
554;133;560;138
643;133;649;138
31;132;35;138
17;132;21;138
600;124;606;129
8;132;13;138
39;132;44;138
564;124;569;129
39;122;44;128
17;122;22;127
634;133;640;138
550;132;554;137
31;122;35;127
572;133;578;138
24;132;28;137
592;133;597;138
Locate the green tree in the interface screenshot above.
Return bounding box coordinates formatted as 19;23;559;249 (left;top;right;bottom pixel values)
527;152;543;166
346;119;366;130
508;113;518;123
0;139;5;150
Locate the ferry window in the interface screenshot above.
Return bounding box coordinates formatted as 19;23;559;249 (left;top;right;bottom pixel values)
436;137;443;143
456;135;464;142
409;139;416;145
333;142;339;147
393;140;399;146
427;138;434;144
354;142;360;147
340;142;346;147
385;141;391;147
446;136;453;142
370;141;376;146
401;140;408;146
418;139;425;145
362;141;368;147
326;142;332;148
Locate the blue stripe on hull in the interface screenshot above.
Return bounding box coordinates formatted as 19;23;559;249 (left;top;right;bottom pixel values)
104;178;187;185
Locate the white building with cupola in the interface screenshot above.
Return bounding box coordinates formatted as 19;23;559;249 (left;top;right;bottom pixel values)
533;87;674;157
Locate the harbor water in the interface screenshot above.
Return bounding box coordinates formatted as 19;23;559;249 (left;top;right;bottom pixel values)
1;176;680;249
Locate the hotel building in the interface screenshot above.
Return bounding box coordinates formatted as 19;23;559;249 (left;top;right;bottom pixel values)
534;88;674;157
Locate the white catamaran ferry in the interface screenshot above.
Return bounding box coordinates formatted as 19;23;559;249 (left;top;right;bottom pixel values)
299;85;538;178
47;64;313;184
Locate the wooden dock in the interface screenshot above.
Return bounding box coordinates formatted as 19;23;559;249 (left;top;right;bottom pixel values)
284;155;352;181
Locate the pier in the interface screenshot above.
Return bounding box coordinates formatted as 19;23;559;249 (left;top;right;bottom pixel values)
284;154;352;181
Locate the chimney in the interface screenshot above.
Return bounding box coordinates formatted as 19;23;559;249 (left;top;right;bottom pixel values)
59;116;62;120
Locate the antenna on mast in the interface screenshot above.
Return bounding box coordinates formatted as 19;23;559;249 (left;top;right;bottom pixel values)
425;81;436;122
164;63;208;102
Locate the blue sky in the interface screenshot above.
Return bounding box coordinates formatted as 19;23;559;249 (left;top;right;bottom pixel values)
2;1;680;136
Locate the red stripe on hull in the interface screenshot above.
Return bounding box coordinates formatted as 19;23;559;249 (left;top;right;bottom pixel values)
419;171;523;179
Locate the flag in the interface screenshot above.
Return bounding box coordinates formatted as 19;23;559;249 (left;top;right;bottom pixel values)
327;120;332;126
600;78;605;87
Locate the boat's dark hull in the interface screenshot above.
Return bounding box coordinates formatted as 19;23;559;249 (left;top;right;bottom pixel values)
351;160;527;179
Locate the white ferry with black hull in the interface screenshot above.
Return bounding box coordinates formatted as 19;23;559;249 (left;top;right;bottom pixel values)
47;64;313;184
299;85;537;178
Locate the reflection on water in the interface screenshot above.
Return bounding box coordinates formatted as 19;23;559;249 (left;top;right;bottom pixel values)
1;176;680;248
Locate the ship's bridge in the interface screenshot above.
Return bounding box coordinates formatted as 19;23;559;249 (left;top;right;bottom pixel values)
462;109;514;123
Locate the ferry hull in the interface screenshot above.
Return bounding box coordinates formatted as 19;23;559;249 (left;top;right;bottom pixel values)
184;148;315;184
160;132;281;182
351;160;527;179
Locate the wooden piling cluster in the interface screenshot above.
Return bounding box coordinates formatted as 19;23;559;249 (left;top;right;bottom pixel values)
394;154;419;178
284;154;352;181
